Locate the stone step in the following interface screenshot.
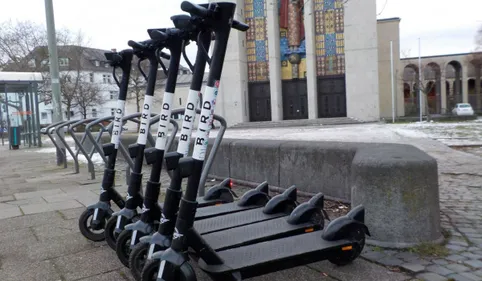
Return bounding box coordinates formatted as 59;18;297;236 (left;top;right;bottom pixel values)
229;117;365;129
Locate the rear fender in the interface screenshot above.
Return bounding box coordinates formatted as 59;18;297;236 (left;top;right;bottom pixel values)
322;216;370;241
237;181;270;207
286;193;324;225
262;185;297;215
204;178;234;203
347;205;365;224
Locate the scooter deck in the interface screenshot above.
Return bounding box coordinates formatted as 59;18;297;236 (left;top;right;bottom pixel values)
194;208;287;234
198;231;351;276
202;217;322;251
195;203;260;220
197;197;225;208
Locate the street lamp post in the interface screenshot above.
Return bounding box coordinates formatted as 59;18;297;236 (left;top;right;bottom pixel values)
44;0;65;165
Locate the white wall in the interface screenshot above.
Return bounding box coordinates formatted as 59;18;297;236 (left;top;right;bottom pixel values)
344;0;380;121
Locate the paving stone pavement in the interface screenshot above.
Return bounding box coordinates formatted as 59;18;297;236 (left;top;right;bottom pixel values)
360;137;482;281
0;143;412;281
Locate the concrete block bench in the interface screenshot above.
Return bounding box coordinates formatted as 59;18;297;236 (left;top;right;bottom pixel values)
99;135;441;248
173;138;442;249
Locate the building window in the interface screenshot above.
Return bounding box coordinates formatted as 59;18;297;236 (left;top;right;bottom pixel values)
89;73;94;83
41;112;48;119
70;111;75;117
28;59;36;68
105;62;110;68
103;74;112;84
179;98;182;105
92;108;97;117
59;58;69;67
95;60;100;67
110;91;117;99
111;108;115;116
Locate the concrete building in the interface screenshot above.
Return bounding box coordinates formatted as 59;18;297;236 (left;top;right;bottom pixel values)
401;52;482;116
201;0;481;126
212;0;381;126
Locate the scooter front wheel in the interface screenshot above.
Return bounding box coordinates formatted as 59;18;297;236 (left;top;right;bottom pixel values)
78;208;107;241
140;259;160;281
105;216;119;250
129;241;150;281
116;229;134;267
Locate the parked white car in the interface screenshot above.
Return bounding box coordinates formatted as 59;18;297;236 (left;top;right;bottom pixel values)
452;103;475;116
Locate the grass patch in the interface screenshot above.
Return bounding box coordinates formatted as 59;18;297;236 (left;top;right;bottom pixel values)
408;242;449;258
408;229;451;258
372;246;383;252
442;228;452;240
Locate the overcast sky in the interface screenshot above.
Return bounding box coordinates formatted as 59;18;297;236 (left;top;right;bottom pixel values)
1;0;481;62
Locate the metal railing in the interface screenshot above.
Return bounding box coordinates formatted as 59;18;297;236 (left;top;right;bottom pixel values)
42;107;225;196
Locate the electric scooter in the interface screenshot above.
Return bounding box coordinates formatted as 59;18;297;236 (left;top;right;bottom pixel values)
127;15;279;279
144;2;370;281
78;49;133;241
114;27;185;267
103;34;172;249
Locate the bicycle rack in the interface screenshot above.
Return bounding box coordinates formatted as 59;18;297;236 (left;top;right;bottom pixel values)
45;120;70;168
79;113;179;181
103;113;179;184
69;118;104;177
55;120;83;174
168;108;227;196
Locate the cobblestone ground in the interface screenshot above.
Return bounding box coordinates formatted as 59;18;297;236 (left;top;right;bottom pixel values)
361;138;482;281
0;142;411;281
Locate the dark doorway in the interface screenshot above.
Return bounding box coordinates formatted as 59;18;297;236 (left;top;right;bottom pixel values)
317;75;346;118
282;79;308;120
248;82;272;122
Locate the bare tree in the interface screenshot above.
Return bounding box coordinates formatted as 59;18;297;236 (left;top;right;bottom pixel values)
400;50;446;120
127;58;148;115
75;77;105;119
0;20;100;119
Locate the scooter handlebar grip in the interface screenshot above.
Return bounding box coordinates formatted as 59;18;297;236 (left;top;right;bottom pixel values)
160;52;171;60
232;20;249;32
128;40;145;49
181;1;209;17
150;29;168;41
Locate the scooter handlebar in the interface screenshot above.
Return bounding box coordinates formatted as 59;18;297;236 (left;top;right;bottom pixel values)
180;1;249;32
128;40;146;50
160;52;171;60
150;29;168;41
232;20;249;31
180;1;210;18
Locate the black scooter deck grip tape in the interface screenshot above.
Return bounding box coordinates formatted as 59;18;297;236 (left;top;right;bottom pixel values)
102;168;116;188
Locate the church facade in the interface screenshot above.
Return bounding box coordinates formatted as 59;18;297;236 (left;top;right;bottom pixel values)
213;0;381;125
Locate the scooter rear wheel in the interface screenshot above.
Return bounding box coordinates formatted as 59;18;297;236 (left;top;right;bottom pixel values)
129;241;150;281
78;208;107;242
105;216;118;250
328;228;365;266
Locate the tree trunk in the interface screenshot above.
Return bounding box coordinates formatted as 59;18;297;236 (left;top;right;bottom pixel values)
83;110;87;119
475;67;481;112
424;94;431;121
66;105;71;120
